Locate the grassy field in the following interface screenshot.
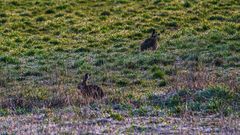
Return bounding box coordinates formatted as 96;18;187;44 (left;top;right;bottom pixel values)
0;0;240;133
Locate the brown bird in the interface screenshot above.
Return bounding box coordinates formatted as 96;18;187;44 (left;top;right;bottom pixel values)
78;73;104;99
140;29;159;51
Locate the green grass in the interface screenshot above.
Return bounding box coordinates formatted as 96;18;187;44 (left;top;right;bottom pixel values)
148;87;240;116
0;0;239;116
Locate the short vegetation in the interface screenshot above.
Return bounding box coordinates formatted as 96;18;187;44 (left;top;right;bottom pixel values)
0;0;240;119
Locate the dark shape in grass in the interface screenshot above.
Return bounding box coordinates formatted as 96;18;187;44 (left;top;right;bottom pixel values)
9;1;19;6
94;59;105;66
195;24;209;32
0;19;7;24
1;94;33;114
183;1;191;8
14;38;22;43
49;40;59;45
42;36;51;42
0;13;7;17
154;0;162;4
158;80;167;87
114;0;129;4
54;47;67;52
208;15;226;21
229;44;240;52
45;9;55;14
213;58;224;66
23;71;42;77
70;27;90;34
113;44;123;48
116;79;129;87
56;5;68;10
101;11;111;16
140;29;159;51
0;46;9;52
75;47;90;53
24;50;35;56
0;78;7;87
125;61;138;69
77;73;105;99
184;53;199;61
36;16;45;22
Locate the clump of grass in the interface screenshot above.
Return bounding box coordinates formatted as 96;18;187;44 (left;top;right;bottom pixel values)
35;16;46;22
148;87;240;116
100;11;111;16
0;13;7;17
15;107;32;115
208;15;226;21
183;1;191;8
208;30;224;43
56;4;68;10
42;36;51;42
49;39;60;45
0;19;7;24
0;55;19;64
116;78;129;87
158;80;167;87
24;49;36;56
170;65;239;91
0;108;9;116
9;1;19;6
75;47;90;53
152;70;165;79
151;66;165;79
110;112;124;121
130;105;157;116
131;107;148;116
71;60;85;69
213;58;224;66
45;9;55;14
23;70;42;77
